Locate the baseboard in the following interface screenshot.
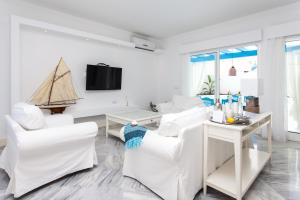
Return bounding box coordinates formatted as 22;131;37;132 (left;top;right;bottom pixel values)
288;132;300;142
0;138;6;147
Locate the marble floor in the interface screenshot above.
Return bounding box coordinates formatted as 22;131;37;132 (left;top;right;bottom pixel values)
0;128;299;200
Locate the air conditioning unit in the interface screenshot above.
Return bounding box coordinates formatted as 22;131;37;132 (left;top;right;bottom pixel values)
131;36;156;52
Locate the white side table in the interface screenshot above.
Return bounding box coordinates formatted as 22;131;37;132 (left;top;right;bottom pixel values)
203;112;272;200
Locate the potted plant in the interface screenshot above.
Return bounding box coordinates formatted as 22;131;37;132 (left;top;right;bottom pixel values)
198;75;215;95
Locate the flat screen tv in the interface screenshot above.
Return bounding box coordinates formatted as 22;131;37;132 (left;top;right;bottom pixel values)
86;64;122;90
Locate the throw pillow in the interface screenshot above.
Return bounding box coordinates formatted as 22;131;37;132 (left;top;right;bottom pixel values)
11;103;46;130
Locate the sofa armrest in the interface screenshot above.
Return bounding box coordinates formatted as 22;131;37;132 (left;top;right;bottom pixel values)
17;122;97;151
139;131;181;161
178;123;202;140
177;123;203;164
45;114;74;128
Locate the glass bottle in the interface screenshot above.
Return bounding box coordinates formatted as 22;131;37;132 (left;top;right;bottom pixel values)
215;98;221;110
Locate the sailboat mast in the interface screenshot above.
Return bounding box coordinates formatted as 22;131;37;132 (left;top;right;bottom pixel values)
47;59;61;105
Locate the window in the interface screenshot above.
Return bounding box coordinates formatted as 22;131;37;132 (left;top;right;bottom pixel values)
189;44;258;106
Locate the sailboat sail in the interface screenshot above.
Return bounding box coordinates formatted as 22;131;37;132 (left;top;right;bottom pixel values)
31;58;79;106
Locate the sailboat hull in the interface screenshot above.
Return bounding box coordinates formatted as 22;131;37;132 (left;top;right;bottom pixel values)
40;105;69;114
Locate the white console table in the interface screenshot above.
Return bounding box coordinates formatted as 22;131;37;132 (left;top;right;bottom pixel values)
203;112;272;200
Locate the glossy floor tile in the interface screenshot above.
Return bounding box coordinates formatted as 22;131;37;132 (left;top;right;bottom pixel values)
0;128;299;200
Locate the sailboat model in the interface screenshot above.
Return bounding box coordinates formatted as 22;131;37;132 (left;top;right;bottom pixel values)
31;58;80;114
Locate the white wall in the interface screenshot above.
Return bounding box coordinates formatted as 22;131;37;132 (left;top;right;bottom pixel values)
0;0;161;139
20;26;159;114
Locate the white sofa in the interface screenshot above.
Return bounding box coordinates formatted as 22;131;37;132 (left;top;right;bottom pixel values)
0;103;98;197
123;107;233;200
157;95;204;114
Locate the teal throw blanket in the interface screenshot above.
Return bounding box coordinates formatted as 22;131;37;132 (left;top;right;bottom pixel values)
124;124;147;149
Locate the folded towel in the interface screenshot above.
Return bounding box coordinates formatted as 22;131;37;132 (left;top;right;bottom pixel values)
124;123;147;149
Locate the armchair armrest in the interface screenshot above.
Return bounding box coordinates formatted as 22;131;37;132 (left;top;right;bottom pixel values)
17;122;97;151
140;131;181;161
45;114;74;128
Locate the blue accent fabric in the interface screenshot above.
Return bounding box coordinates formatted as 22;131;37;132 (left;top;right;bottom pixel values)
191;50;257;63
221;99;228;104
124;124;147;149
201;97;215;106
190;44;300;63
221;96;240;104
232;95;240;102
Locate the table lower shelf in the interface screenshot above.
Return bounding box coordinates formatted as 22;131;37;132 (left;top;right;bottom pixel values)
206;148;271;199
107;125;123;138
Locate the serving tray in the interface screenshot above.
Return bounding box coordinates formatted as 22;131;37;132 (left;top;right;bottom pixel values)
210;116;250;125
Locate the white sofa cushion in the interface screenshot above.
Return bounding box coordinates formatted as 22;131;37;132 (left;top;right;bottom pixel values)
172;95;188;109
11;103;46;130
172;95;204;110
158;107;209;137
157;102;182;114
182;97;204;110
157;95;204;114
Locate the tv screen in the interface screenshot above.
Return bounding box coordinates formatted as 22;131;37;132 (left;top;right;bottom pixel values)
86;65;122;90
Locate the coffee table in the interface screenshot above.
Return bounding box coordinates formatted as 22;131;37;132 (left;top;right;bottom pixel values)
105;109;161;141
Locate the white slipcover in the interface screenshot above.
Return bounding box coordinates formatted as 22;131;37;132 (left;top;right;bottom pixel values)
0;114;98;198
158;107;208;137
123;112;233;200
11;103;46;130
157;95;204;114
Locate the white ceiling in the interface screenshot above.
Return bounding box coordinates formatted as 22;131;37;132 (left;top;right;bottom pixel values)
23;0;300;38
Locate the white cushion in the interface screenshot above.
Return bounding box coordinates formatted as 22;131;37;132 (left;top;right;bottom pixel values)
157;102;180;114
11;103;46;130
172;95;188;109
182;97;204;109
158;107;209;137
176;107;209;129
172;95;203;110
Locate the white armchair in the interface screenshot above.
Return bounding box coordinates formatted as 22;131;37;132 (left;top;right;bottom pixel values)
123;108;233;200
0;104;98;198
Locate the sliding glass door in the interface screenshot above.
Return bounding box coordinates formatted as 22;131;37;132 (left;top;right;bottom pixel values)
219;45;258;104
189;44;258;106
286;40;300;133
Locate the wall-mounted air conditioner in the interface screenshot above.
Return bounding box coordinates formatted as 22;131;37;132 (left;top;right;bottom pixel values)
131;36;156;52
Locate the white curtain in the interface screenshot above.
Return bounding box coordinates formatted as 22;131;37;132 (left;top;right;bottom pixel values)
184;60;215;97
259;38;288;142
286;49;300;131
181;54;192;97
189;62;207;96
